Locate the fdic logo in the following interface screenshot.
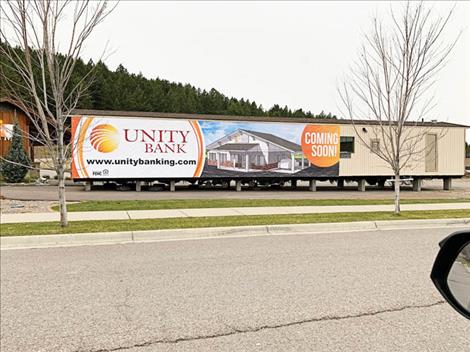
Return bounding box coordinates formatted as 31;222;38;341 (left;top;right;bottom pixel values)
90;124;119;153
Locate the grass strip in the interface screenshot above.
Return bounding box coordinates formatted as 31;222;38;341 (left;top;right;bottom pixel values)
54;198;470;212
2;209;469;237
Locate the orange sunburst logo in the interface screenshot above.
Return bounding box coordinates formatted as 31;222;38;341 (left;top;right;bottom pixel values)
90;124;119;153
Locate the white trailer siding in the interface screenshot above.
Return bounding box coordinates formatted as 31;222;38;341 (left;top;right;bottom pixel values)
338;124;465;177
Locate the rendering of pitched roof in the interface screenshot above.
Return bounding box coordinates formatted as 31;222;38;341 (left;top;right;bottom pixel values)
213;143;259;151
241;129;302;152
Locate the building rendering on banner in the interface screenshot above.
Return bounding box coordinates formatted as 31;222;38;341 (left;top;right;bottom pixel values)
206;129;305;173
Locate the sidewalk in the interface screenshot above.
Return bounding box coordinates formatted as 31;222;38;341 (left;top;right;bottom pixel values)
1;202;470;224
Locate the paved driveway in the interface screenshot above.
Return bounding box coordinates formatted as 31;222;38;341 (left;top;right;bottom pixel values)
1;227;469;351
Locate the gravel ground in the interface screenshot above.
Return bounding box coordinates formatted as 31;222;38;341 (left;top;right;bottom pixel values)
0;199;57;214
1;178;469;201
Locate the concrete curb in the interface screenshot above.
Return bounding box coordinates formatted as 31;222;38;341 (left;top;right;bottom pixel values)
1;218;469;250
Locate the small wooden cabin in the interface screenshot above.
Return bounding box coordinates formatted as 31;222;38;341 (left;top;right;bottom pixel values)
0;98;34;160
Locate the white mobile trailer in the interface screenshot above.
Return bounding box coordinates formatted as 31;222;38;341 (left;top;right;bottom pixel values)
71;109;468;191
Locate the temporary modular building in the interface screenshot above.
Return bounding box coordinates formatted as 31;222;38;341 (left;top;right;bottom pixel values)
71;109;467;191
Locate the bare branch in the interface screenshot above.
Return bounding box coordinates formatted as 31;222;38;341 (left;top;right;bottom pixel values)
338;2;458;213
0;0;115;226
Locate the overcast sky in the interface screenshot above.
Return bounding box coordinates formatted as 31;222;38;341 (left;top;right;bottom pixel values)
82;1;469;127
56;1;470;135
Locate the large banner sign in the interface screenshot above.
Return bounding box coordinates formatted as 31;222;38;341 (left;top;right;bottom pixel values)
71;116;340;179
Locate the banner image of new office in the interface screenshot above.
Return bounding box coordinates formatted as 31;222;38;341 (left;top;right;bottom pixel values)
70;109;468;192
206;129;305;174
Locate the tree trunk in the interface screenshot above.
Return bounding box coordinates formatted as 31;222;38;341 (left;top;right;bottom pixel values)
57;163;68;227
57;123;68;227
394;172;401;214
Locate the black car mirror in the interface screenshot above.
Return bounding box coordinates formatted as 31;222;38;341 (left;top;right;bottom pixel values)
431;230;470;320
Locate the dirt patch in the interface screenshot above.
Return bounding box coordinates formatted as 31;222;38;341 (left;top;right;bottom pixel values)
0;199;57;214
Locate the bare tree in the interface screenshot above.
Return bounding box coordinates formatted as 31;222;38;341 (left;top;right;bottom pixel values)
339;2;459;214
0;0;115;226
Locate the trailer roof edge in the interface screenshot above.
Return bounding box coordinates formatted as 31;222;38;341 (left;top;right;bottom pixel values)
71;108;469;128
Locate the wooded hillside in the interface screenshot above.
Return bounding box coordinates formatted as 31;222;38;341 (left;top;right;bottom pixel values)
76;60;337;118
0;45;336;119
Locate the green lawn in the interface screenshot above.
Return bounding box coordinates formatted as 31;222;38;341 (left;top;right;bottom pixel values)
54;198;470;212
2;209;469;237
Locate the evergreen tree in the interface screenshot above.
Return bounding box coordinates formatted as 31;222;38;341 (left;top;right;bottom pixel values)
1;42;338;119
0;124;31;183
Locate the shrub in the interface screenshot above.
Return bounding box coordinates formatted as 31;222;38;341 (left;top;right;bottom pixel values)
0;124;31;183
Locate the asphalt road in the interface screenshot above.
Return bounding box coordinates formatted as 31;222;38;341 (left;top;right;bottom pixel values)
1;178;470;201
1;227;469;351
448;261;470;311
